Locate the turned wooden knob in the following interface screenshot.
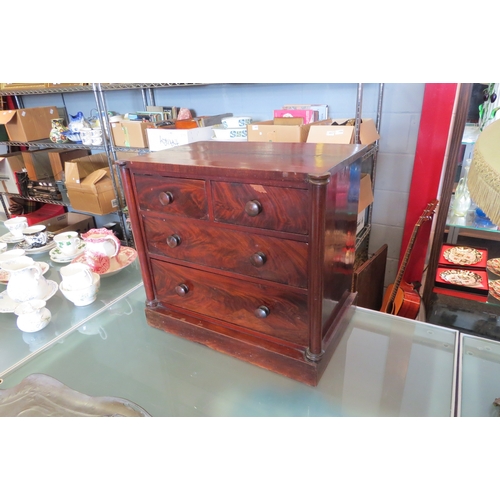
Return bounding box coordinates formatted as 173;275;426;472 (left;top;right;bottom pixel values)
175;284;189;296
245;200;262;217
159;191;174;205
167;234;181;248
250;252;267;267
254;305;270;319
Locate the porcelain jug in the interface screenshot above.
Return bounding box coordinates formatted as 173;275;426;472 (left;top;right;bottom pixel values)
81;228;121;273
15;299;51;333
2;256;50;302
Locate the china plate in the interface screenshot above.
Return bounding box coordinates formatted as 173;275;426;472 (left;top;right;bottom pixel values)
443;246;483;266
0;233;25;244
487;258;500;276
0;280;58;313
71;247;137;278
489;280;500;300
439;269;483;288
49;244;86;263
0;262;50;285
14;240;56;254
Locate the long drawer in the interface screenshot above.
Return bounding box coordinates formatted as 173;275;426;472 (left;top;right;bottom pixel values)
134;174;208;219
143;216;308;288
151;259;309;346
212;181;309;234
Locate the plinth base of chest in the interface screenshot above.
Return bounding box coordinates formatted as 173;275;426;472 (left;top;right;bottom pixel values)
145;305;336;386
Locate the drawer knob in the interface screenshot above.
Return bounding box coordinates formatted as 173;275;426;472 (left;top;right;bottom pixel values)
254;305;270;319
175;284;189;296
167;234;181;248
159;191;174;205
250;252;267;267
245;200;262;217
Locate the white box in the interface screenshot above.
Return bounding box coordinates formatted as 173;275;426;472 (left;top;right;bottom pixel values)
147;126;215;152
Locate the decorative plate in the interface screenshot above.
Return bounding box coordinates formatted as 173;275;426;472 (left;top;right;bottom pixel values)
489;280;500;301
487;258;500;276
49;244;86;263
71;247;137;278
0;261;49;285
14;240;56;254
0;280;58;313
439;269;483;288
0;233;25;244
443;246;483;266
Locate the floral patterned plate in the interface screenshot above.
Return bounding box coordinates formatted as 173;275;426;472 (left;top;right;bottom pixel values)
439;269;483;288
443;246;483;266
487;258;500;276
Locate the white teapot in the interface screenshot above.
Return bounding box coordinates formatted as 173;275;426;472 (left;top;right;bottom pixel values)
2;256;50;302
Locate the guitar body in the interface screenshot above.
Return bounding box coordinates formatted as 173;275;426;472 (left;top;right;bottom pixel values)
381;281;421;319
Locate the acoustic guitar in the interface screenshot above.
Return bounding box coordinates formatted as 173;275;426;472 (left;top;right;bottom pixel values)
380;199;439;318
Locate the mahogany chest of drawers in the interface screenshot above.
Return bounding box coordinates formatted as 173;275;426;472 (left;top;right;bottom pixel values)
120;141;368;385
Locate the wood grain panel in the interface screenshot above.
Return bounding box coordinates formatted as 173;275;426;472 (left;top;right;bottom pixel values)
143;216;309;288
212;181;309;234
134;174;208;219
151;259;309;346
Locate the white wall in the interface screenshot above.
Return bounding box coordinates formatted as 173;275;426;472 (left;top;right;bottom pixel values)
5;83;426;284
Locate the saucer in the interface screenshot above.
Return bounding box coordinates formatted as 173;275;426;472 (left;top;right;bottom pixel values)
15;240;56;254
71;247;137;278
0;233;25;244
0;280;58;313
0;262;49;285
49;244;86;263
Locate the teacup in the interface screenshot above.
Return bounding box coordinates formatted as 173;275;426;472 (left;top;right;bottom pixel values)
23;225;48;248
60;262;94;291
91;129;103;145
4;217;28;239
53;231;83;257
80;127;93;146
59;272;100;306
0;249;26;268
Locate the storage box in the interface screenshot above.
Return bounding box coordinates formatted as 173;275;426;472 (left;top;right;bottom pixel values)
247;119;312;143
40;211;95;235
438;244;488;270
24;204;66;226
64;152;130;215
48;149;90;181
435;267;489;298
282;104;329;121
111;120;155;148
0;106;59;142
357;174;374;235
0;152;25;194
147;126;216;152
273;109;318;124
22;149;56;181
307;118;380;145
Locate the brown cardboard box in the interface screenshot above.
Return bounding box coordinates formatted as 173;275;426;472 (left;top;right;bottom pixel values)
41;212;95;235
22;149;56;181
247;118;312;143
0;152;25;194
306;118;380;145
0;106;59;142
48;149;90;181
111;120;155;148
357;174;374;235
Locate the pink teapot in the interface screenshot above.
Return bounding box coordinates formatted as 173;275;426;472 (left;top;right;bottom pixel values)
81;228;121;273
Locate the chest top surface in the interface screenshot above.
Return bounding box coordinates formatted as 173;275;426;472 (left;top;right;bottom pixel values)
125;141;368;181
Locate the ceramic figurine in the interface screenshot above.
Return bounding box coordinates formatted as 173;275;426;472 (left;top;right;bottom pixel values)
49;118;70;143
68;111;90;133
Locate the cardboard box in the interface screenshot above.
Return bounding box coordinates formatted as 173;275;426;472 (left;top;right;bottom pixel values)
247;119;312;143
357;174;374;235
0;106;59;142
147;126;216;152
111;120;155;148
40;211;95;235
0;152;25;194
22;149;56;181
307;118;380;145
48;149;90;181
283;104;329;121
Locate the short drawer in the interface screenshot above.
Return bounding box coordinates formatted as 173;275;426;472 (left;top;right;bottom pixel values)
151;259;309;346
143;216;308;288
134;174;208;219
212;181;309;234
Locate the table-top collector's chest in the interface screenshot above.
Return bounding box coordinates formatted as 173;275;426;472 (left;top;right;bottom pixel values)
120;141;368;385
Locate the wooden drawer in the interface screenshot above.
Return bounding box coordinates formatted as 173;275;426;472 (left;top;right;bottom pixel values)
151;259;309;346
212;181;309;234
143;216;308;288
134;174;208;219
